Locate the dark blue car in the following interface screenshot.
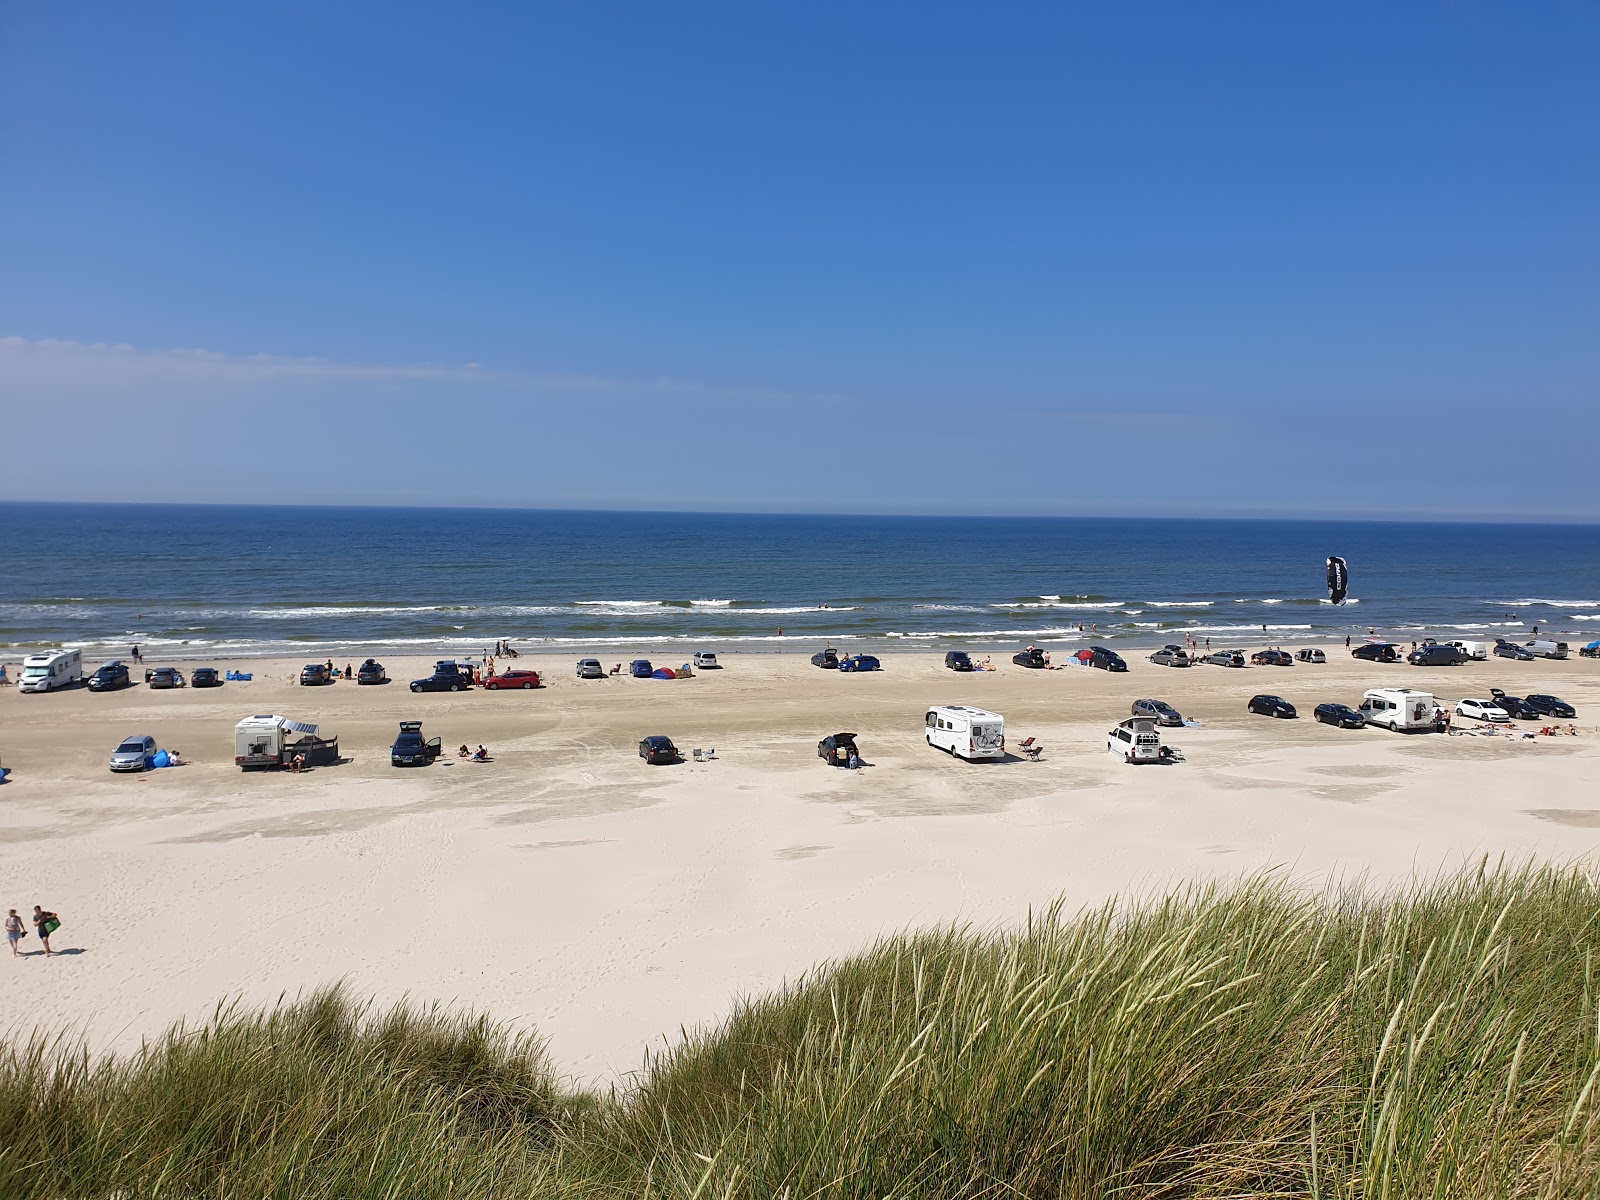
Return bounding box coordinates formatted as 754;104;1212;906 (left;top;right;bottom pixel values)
630;659;653;677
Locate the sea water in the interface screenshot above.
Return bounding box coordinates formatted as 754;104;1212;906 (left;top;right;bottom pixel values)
1;503;1596;658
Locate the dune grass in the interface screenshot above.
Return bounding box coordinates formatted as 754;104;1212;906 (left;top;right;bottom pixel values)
2;863;1598;1197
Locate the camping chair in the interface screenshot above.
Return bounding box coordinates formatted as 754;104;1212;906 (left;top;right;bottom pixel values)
1018;737;1043;761
692;749;703;762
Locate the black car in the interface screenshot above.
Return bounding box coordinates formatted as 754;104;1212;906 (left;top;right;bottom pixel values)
945;651;974;672
390;720;442;767
1351;643;1401;663
1314;702;1366;728
1131;698;1183;727
639;735;680;765
1494;640;1534;661
1012;647;1048;669
1248;694;1297;718
300;663;332;686
1252;649;1294;667
1089;646;1127;672
147;667;186;689
1525;694;1576;719
410;667;473;692
88;661;132;691
1407;644;1463;666
1205;650;1247;668
356;659;388;685
190;666;222;688
1148;646;1191;667
817;731;859;767
811;647;840;669
1489;690;1542;720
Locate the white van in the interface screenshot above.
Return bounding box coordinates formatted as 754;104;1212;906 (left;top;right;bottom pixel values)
1525;639;1569;660
1449;640;1488;661
18;648;83;693
1107;715;1162;763
924;705;1005;760
1357;688;1439;732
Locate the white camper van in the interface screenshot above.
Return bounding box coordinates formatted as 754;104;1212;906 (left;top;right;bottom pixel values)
1449;640;1488;661
234;714;340;769
18;648;83;693
1107;715;1162;762
1357;688;1440;732
1525;639;1569;660
924;705;1006;760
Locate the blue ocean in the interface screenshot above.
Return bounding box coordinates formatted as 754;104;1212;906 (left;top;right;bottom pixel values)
1;503;1596;659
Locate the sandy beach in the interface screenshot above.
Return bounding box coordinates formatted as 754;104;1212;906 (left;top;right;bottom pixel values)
1;647;1595;1082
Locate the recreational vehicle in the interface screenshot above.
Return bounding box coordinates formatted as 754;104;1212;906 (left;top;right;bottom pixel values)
1525;639;1569;660
1449;640;1489;660
234;714;341;769
18;648;83;693
1357;688;1440;732
924;705;1006;760
1107;715;1162;763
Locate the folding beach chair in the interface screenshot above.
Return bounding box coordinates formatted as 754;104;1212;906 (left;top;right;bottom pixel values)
1018;737;1043;761
693;749;703;762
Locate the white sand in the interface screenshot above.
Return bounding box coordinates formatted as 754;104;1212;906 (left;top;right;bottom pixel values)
1;649;1595;1082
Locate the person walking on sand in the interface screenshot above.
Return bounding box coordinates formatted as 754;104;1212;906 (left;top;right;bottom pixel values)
5;910;24;956
32;906;58;955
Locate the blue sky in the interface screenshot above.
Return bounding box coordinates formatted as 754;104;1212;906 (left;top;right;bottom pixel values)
2;2;1596;519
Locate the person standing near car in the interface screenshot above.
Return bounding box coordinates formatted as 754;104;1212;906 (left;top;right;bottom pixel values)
31;905;58;955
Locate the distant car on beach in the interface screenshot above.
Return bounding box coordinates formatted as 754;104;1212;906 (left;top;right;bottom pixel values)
629;659;653;678
1351;643;1401;663
811;647;840;669
576;658;605;679
945;650;974;671
1313;703;1365;728
1251;650;1293;667
1407;644;1463;666
410;668;472;692
1148;646;1191;667
109;734;158;772
356;659;388;685
1526;694;1576;719
147;667;186;689
1488;690;1541;720
190;666;222;688
1012;647;1048;669
1204;650;1246;668
838;654;881;672
1131;698;1183;727
299;663;331;686
1089;646;1127;672
1494;639;1534;661
692;652;721;669
639;735;680;765
1295;649;1327;664
390;721;442;767
817;731;859;767
1247;694;1297;718
1455;698;1509;723
485;670;541;690
88;661;132;691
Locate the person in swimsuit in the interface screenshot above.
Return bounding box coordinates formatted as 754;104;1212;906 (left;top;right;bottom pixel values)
5;910;24;956
32;906;57;955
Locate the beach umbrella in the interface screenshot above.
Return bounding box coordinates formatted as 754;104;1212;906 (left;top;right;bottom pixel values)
1074;648;1093;661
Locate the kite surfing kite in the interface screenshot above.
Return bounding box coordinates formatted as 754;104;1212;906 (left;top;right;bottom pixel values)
1326;556;1349;605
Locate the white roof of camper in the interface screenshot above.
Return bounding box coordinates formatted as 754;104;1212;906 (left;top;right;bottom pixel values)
236;714;320;735
932;705;1003;721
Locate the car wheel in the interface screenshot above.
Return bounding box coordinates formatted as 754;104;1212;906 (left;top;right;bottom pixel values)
487;683;499;690
449;683;461;692
521;682;533;689
926;735;933;745
410;683;421;692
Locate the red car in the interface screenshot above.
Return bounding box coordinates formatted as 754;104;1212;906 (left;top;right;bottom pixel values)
484;670;541;690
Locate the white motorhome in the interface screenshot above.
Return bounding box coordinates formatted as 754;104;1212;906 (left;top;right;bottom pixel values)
1449;640;1488;661
1358;688;1439;732
1525;639;1569;660
1107;715;1162;763
925;705;1006;760
234;714;340;769
18;648;83;693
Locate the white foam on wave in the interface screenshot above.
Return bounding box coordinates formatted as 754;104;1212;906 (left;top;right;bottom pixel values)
573;600;666;609
245;605;470;619
1175;623;1314;633
690;599;732;607
1145;601;1214;608
993;601;1121;610
1493;598;1599;608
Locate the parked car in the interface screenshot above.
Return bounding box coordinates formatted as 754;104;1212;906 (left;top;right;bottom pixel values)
147;667;186;689
390;721;442;767
299;663;331;686
692;652;721;669
1352;643;1401;663
629;659;654;678
638;735;680;765
945;650;974;672
1205;649;1246;668
409;670;472;693
1147;646;1191;667
485;669;542;690
1089;646;1128;672
1525;694;1576;719
1455;698;1509;723
356;659;389;685
1251;649;1293;667
109;734;158;772
1247;694;1297;718
88;661;132;691
1488;689;1541;720
811;647;840;669
1012;647;1048;669
838;654;881;672
190;666;222;688
1295;648;1327;664
1494;639;1534;661
576;658;605;679
1408;644;1464;666
817;731;860;767
1314;702;1365;728
1131;698;1183;727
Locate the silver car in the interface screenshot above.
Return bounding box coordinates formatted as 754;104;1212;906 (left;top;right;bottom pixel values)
576;658;605;679
109;734;157;772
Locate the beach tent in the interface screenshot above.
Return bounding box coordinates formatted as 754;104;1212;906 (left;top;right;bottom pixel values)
651;667;677;680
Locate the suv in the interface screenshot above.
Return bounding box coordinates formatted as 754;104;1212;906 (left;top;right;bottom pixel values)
1205;649;1246;668
88;661;132;691
356;659;388;685
1148;646;1191;667
1407;644;1463;666
1089;646;1127;672
1252;650;1293;667
692;652;721;669
410;664;473;692
1352;643;1401;663
390;721;442;767
629;659;654;678
1131;698;1183;727
944;650;974;672
576;658;605;679
817;731;860;767
299;663;331;686
1012;647;1048;669
1295;649;1327;664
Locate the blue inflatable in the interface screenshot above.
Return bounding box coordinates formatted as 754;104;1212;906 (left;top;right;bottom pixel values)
151;750;171;768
